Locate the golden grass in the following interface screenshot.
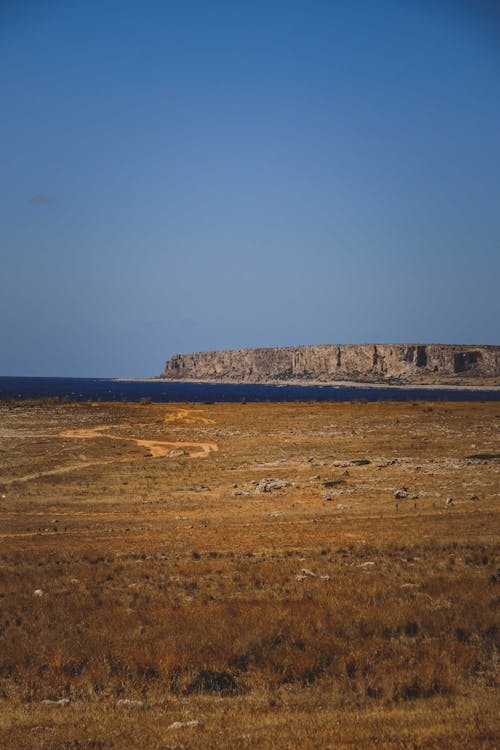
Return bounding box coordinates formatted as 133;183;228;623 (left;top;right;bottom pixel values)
0;399;498;748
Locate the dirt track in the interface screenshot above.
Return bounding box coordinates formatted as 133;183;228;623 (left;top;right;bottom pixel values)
0;408;218;485
60;424;218;459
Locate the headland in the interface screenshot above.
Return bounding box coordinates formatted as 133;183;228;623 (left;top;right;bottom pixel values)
159;343;500;387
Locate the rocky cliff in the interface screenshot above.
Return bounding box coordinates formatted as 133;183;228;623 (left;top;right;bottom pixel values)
159;344;500;385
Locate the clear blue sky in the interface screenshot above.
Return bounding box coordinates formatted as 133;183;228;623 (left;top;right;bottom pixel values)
1;0;499;377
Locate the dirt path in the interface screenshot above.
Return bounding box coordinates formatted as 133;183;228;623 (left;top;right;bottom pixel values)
0;459;122;486
59;420;218;459
1;409;218;485
164;408;215;425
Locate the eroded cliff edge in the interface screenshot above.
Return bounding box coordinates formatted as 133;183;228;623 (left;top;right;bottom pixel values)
159;344;500;386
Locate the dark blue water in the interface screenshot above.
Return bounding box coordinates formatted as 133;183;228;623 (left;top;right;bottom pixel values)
0;376;498;403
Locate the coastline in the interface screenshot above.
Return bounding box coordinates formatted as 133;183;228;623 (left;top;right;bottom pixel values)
114;377;500;391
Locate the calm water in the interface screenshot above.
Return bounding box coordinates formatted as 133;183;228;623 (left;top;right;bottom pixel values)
0;376;498;403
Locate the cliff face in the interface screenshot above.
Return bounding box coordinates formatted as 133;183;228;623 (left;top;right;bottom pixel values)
159;344;500;385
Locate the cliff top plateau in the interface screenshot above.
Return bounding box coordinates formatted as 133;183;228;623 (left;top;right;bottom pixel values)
159;343;500;387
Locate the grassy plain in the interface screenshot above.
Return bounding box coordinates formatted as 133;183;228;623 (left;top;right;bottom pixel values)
0;399;498;749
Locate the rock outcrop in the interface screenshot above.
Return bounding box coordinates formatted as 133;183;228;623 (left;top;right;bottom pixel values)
159;344;500;386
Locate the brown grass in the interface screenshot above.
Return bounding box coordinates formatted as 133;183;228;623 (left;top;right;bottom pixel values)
0;400;498;748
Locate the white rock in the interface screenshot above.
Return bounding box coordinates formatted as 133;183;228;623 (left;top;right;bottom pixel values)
41;698;70;706
33;589;44;597
255;478;294;493
167;720;199;731
395;489;409;499
300;568;317;577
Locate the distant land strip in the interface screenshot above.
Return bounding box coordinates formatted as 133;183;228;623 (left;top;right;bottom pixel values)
159;344;500;387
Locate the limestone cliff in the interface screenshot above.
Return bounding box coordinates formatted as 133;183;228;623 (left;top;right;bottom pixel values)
159;344;500;385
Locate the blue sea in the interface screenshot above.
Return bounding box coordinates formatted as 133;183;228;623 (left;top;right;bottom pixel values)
0;376;498;403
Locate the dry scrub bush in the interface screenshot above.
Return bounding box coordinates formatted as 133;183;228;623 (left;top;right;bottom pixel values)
0;542;497;705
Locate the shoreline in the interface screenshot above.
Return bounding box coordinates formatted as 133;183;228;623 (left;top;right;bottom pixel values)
115;377;500;391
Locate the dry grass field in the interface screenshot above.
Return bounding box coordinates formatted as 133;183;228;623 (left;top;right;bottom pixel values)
0;399;498;749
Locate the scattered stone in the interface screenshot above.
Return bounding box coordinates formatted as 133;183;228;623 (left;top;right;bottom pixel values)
300;568;317;577
394;489;409;499
41;698;70;706
167;720;200;731
445;497;455;507
255;478;294;493
310;475;320;480
33;589;44;597
322;485;354;500
336;504;351;510
169;449;187;458
232;491;248;496
117;699;144;707
269;510;283;518
357;561;375;568
470;494;479;501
